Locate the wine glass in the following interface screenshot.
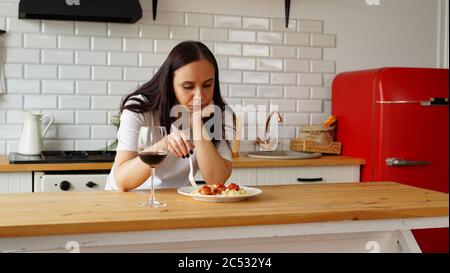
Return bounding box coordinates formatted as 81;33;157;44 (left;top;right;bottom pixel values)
138;126;168;207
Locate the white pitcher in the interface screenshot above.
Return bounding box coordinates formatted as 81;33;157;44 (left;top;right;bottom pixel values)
18;111;54;155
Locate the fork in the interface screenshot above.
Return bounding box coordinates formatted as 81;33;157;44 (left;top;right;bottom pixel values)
188;156;197;188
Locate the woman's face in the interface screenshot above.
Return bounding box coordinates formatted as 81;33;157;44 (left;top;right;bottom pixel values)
173;60;215;112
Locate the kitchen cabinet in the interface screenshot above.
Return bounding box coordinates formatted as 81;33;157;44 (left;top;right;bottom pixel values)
0;173;33;193
196;165;360;186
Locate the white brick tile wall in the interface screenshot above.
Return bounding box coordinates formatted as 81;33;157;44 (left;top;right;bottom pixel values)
284;60;309;72
139;53;167;67
186;13;214;27
108;81;139;95
1;7;335;153
124;67;154;81
169;26;199;40
229;30;256;43
91;37;122;51
154;39;180;53
297;100;323;112
229;57;255;70
3;33;22;47
270;99;296;112
108;52;138;66
285;86;310;99
243;17;269;30
257;86;283;98
200;28;228;42
92;66;122;80
58;125;90;139
242;72;269;84
75;51;107;66
75;22;107;36
284;33;310;46
298;20;323;33
42;50;74;64
76;111;107;124
256;59;282;71
108;23;139;37
298;73;323;86
140;25;169;39
6;79;40;94
75;140;106;151
298;47;322;60
215;43;241;56
42;80;74;94
270;73;297;85
25;95;57;109
6;48;39;63
311;34;336;47
24;64;57;79
284;113;309;126
58;35;90;50
4;64;23;78
257;32;283;44
311;60;336;73
59;65;90;80
270;45;296;58
92;125;117;139
229;85;256;98
24;34;57;48
91;96;122;110
76;81;107;95
311;87;332;99
242;44;269;57
47;110;74;124
124;38;153;52
215;15;242;28
7;18;40;33
0;95;23;109
42;20;74;34
271;18;296;32
59;96;90;109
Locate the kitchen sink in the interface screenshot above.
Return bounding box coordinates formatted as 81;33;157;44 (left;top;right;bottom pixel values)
246;151;322;160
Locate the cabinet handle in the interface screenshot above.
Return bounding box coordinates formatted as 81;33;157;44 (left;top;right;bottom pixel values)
385;158;431;166
297;178;323;183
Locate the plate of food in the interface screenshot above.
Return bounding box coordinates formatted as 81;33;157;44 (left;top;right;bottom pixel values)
177;183;262;203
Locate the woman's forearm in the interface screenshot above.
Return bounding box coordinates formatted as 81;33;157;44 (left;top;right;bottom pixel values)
114;156;152;191
195;139;232;184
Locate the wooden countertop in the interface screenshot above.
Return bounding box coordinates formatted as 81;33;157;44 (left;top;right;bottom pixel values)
0;182;447;238
0;154;365;172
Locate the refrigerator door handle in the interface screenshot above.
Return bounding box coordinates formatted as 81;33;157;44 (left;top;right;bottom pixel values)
385;158;431;166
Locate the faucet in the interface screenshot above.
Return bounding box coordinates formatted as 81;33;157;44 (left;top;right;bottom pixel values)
255;111;284;150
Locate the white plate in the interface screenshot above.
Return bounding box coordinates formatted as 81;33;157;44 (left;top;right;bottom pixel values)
177;186;262;203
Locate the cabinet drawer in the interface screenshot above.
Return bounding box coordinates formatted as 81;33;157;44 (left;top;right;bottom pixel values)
0;172;33;193
256;166;360;185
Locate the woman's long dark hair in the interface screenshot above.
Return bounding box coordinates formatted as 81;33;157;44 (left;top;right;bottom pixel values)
120;41;234;148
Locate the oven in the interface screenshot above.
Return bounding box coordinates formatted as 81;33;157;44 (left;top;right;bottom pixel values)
34;171;110;192
8;150;115;192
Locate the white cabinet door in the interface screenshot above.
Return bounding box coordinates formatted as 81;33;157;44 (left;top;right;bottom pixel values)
256;166;360;185
0;172;33;193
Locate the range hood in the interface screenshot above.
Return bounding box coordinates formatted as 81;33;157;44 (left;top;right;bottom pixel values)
18;0;143;24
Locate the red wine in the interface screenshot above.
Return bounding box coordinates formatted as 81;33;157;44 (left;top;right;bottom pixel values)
139;152;167;166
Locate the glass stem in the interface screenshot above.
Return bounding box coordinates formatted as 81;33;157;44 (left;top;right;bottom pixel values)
150;166;155;204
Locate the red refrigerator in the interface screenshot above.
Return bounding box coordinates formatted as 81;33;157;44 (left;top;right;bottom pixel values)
332;67;449;253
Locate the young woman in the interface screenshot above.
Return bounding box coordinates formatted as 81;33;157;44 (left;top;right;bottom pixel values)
105;41;234;191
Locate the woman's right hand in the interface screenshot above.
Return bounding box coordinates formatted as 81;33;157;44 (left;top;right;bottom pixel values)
166;130;195;158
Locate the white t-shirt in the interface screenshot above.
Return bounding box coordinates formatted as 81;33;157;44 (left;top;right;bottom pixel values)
105;96;232;191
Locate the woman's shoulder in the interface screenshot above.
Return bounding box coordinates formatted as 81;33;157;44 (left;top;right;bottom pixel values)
121;95;159;125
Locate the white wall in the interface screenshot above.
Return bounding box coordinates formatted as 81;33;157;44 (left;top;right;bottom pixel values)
156;0;443;71
438;0;449;68
0;0;445;154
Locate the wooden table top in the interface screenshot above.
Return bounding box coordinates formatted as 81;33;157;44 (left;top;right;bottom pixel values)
0;154;365;172
0;182;447;238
